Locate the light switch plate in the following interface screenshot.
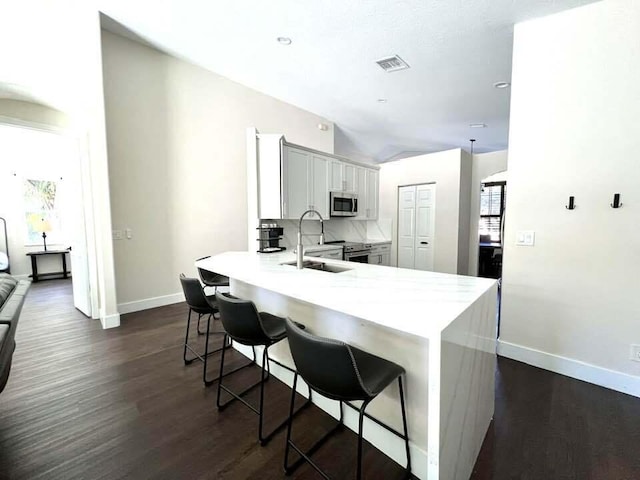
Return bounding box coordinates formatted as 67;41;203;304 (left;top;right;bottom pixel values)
630;344;640;362
125;228;133;239
516;230;535;246
112;229;123;240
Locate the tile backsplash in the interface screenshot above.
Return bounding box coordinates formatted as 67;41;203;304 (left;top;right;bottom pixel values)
259;219;392;250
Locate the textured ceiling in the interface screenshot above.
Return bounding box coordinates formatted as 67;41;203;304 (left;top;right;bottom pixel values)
98;0;598;161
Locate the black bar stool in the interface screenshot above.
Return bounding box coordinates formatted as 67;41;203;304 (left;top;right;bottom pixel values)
215;292;312;445
283;318;411;480
179;274;253;386
196;258;230;334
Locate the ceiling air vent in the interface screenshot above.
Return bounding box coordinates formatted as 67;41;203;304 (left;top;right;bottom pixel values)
376;55;410;73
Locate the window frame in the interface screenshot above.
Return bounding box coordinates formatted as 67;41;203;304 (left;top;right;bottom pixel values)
479;181;506;244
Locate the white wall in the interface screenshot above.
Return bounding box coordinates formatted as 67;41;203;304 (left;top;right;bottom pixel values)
467;150;508;276
0;0;119;327
500;0;640;396
378;149;467;274
101;31;334;309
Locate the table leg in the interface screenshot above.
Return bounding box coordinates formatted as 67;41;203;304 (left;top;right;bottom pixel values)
30;255;39;282
62;253;68;279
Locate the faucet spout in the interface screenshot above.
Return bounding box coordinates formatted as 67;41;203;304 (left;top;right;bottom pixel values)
297;209;324;269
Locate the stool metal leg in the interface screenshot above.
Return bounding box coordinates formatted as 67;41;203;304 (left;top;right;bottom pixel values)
356;400;372;480
398;375;412;477
285;380;411;479
217;343;311;446
183;309;194;365
284;381;344;477
214;334;258;393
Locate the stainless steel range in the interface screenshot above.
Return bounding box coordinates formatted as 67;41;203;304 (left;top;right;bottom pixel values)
324;240;371;263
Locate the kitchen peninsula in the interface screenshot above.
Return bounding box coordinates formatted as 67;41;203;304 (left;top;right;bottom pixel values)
196;251;497;480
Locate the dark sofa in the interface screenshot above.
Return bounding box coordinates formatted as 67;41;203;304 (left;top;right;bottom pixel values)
0;273;30;394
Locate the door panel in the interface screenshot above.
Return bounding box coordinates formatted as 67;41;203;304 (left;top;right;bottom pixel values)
312;155;329;218
397;186;416;268
63;137;91;316
415;184;435;271
285;148;311;219
330;160;343;191
397;184;435;270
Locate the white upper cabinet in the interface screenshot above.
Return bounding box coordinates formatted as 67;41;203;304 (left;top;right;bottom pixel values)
355;167;368;220
329;160;358;193
366;169;379;219
283;147;311;219
256;134;378;221
354;167;378;220
344;163;357;192
282;146;328;220
330;160;343;191
311;154;329;219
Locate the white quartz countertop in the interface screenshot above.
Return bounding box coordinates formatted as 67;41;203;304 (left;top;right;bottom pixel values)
196;251;496;340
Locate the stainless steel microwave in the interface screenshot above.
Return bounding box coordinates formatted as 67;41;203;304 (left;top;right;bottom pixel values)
330;191;358;217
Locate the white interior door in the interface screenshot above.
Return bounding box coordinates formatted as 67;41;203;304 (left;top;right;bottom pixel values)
414;184;435;271
397;186;416;268
397;184;436;270
65;138;92;317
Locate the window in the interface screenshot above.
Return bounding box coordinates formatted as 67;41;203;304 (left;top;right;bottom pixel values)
23;179;62;246
479;181;506;243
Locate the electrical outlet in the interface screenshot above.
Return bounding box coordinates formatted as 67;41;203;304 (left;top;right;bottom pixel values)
630;345;640;362
112;229;123;240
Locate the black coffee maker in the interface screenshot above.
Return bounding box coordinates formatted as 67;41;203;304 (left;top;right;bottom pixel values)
257;224;285;253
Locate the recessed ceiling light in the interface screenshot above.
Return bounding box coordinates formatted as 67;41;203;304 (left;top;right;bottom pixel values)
377;98;387;103
277;37;292;45
493;81;510;89
470;123;487;128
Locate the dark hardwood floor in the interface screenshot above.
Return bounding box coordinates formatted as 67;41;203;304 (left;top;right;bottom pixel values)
1;280;639;479
0;280;411;480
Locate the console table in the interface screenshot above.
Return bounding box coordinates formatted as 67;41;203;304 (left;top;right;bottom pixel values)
26;249;71;282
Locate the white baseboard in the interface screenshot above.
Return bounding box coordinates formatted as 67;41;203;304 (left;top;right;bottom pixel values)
118;292;185;315
101;313;120;329
498;340;640;398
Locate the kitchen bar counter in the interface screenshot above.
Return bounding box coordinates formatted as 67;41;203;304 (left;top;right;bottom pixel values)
197;252;497;480
197;251;494;340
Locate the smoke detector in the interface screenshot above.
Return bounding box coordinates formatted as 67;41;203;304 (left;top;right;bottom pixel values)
376;55;410;73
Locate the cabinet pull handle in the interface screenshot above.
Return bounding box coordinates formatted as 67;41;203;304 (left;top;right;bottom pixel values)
420;241;429;245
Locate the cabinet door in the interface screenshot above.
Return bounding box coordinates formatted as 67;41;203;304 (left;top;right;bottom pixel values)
381;252;391;266
311;155;329;218
330;160;344;191
284;147;311;219
355;167;368;220
344;163;357;192
366;169;379;219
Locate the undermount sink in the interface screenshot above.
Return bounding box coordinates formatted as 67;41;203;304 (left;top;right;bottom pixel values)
280;260;352;274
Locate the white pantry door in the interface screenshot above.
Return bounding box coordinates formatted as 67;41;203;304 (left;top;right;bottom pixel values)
414;184;435;271
397;186;416;268
397;184;436;270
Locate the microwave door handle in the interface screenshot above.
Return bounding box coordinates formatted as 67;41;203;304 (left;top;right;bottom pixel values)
353;198;358;214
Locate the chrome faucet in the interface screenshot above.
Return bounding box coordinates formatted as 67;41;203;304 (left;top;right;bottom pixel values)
297;209;325;269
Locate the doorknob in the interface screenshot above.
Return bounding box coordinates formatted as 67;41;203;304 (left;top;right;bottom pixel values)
420;241;429;245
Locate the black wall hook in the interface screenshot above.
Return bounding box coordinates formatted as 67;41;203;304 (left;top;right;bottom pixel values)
565;196;576;210
611;193;623;208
